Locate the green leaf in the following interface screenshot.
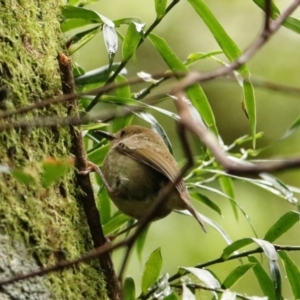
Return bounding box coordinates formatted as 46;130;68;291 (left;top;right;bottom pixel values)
279;251;300;299
283;115;300;138
98;188;111;225
264;211;300;242
187;0;247;75
141;247;163;294
252;238;278;261
87;144;109;165
188;0;257;145
185;50;223;66
155;0;167;19
148;33;218;134
61;5;114;27
98;95;179;120
68;27;100;54
221;238;253;260
190;192;222;215
200;214;232;245
222;263;255;288
269;260;282;300
68;0;100;7
253;0;300;34
81;123;108;131
102;213;131;235
243;80;257;148
283;17;300;34
218;176;237;218
41;159;70;188
182;267;220;288
122;22;143;61
260;173;298;204
114;17;142;27
75;63;124;86
252;0;280;17
12;169;36;186
136;224;150;262
123;277;136;300
248;256;276;300
61;19;100;32
112;75;133;132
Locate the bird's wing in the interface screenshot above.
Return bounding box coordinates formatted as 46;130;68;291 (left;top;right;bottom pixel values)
116;142;186;194
116;141;207;232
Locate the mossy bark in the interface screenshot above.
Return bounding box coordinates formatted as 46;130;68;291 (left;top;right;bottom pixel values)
0;1;108;299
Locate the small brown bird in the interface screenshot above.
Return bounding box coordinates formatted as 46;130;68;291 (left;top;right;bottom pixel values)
99;125;205;231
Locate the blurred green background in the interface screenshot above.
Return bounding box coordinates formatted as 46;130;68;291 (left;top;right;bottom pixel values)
75;0;300;297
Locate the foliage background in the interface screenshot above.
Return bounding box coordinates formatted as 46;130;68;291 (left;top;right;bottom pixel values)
72;0;300;297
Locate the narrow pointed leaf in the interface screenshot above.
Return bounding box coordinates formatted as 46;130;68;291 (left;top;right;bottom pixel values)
283;115;300;138
218;176;237;218
248;256;276;300
141;247;163;294
98;188;111;224
61;6;114;26
182;267;220;288
122;22;143;61
191;192;222;215
252;238;278;261
279;251;300;299
41;159;70;188
102;213;130;235
187;0;247;74
114;17;142;27
187;0;256;144
68;27;100;54
243;80;257;148
75;63;124;86
124;277;136;300
112;75;133;132
136;224;150;262
87;144;110;165
148;33;217;134
61;19;100;32
12;169;36;186
155;0;168;19
222;263;255;288
253;0;300;34
221;238;253;260
264;211;300;242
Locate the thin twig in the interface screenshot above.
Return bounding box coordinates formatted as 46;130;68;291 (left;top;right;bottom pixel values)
139;244;300;299
264;0;272;32
57;54;121;300
171;0;300;93
171;283;254;300
0;71;183;120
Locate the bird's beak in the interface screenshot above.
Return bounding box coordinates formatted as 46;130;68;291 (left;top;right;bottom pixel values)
95;130;115;141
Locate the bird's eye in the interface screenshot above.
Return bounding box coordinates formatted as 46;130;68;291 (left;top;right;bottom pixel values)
120;130;125;137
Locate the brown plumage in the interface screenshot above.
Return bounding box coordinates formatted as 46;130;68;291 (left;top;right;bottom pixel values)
101;125;205;231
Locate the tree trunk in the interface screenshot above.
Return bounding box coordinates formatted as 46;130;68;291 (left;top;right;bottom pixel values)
0;1;113;299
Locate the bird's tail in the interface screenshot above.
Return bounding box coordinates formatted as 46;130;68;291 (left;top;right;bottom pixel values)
181;195;206;232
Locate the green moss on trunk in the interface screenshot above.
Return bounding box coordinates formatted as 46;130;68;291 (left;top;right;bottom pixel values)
0;1;108;299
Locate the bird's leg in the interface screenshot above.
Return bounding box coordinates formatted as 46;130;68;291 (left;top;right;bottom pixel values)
107;221;138;241
78;160;114;194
